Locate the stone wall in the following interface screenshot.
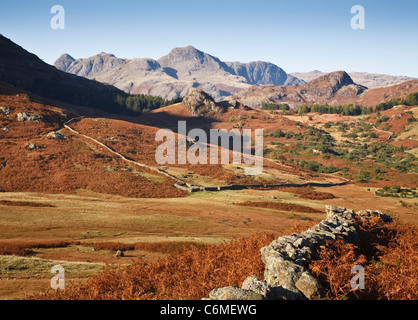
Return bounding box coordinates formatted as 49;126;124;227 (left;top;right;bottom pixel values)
206;205;392;300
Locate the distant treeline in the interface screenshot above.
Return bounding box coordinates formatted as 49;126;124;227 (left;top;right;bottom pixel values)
29;75;182;116
116;94;182;115
261;92;418;116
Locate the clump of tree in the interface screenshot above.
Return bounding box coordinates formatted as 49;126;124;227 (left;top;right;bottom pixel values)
355;170;371;183
116;94;182;115
298;160;340;174
372;98;404;112
266;129;286;138
404;92;418;106
375;186;417;198
297;103;370;116
261;103;290;111
295;96;411;117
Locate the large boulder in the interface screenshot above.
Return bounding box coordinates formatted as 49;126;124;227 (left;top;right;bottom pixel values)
182;89;226;117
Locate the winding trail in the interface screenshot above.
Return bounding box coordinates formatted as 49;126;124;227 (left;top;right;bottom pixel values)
372;125;394;140
62;117;350;194
63;117;184;184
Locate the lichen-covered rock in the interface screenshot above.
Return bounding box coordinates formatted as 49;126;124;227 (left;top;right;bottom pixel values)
208;286;264;301
16;112;43;122
295;272;325;299
206;205;393;300
183;89;226;116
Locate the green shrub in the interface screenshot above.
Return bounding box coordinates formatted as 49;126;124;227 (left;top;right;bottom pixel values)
405;92;418;106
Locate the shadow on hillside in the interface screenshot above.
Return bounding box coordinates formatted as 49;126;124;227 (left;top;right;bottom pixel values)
0;84;249;153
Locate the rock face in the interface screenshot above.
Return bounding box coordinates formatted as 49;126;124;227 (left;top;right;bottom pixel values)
54;46;303;101
225;61;303;86
206;205;392;300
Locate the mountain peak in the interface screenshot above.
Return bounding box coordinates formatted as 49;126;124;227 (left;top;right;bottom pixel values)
54;53;75;71
159;46;205;62
309;71;355;88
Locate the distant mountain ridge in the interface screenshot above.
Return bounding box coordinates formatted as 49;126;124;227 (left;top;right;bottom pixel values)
232;70;418;108
54;46;304;101
290;70;416;89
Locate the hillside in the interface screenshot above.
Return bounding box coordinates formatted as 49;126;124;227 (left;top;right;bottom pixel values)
232;71;418;108
0;35;132;115
54;46;303;101
1;37;417;301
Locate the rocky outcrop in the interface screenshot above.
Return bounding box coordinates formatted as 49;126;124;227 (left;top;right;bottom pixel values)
206;205;392;300
47;131;67;140
0;107;11;116
16;112;43;122
232;71;369;108
290;70;416;89
182;89;226;116
225;61;304;86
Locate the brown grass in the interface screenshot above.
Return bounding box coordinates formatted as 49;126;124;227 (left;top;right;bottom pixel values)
32;232;278;300
0;240;80;256
0;200;55;207
310;217;418;300
82;241;209;255
276;186;336;200
237;201;323;213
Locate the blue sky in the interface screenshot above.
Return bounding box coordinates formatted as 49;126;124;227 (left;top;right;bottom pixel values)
1;0;417;77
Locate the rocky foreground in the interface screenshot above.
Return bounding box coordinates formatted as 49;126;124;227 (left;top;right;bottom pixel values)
207;205;392;300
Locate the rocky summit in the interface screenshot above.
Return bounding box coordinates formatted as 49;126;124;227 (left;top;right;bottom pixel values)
291;70;416;89
54;46;303;101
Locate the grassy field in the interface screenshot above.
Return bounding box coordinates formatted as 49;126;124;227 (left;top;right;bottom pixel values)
1;183;417;299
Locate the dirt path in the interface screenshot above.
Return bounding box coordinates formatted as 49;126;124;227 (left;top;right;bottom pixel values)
62;117;350;194
63;117;185;184
373;126;394;140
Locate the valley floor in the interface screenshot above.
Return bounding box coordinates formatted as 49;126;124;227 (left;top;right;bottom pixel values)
0;184;416;299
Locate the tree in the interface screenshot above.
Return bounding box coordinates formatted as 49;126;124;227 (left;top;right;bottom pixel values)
405;92;418;106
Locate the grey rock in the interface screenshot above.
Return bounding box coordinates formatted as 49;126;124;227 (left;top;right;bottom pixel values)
0;107;11;116
47;131;67;140
17;112;43;122
26;143;38;150
295;272;325;299
241;276;270;298
206;205;393;301
183;89;225;116
209;286;264;301
115;250;124;258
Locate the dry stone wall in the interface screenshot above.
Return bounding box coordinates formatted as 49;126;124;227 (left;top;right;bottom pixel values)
206;205;392;300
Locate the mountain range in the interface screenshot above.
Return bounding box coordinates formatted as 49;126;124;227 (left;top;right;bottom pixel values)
54;46;416;103
2;34;417;114
54;46;303;101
